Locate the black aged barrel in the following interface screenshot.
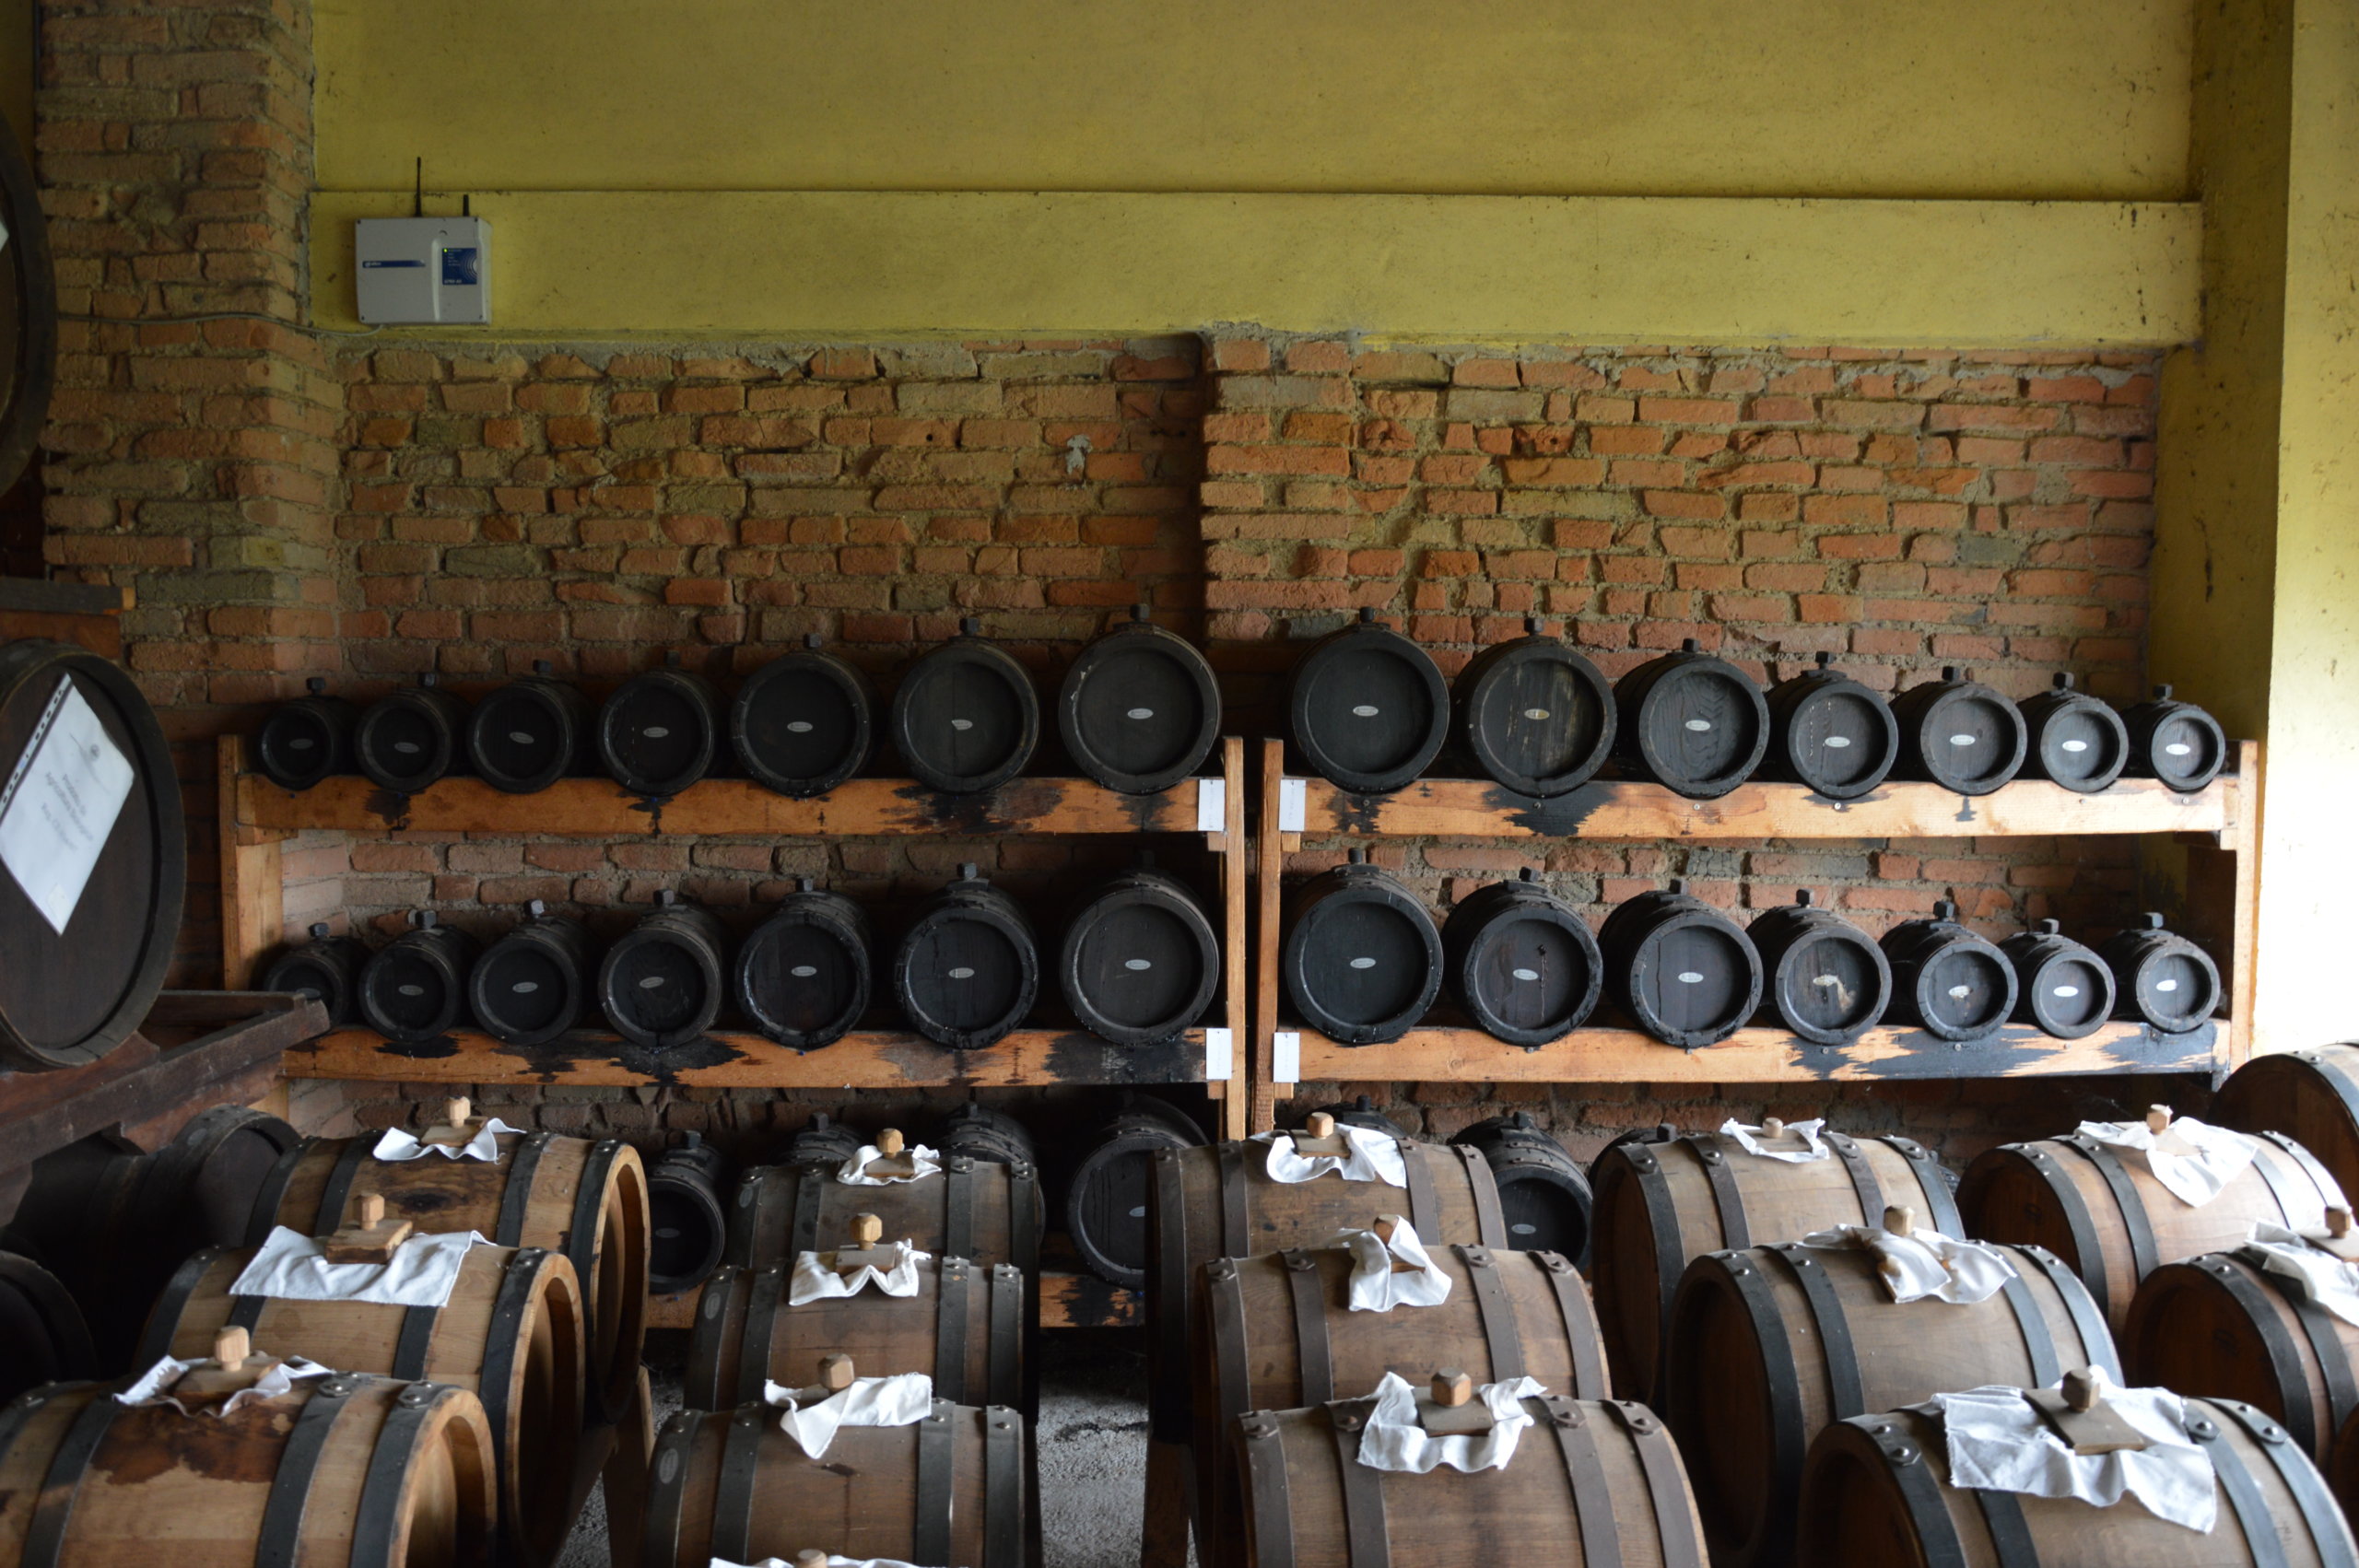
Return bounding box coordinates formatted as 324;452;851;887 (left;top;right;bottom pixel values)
1281;848;1443;1046
888;616;1039;794
1311;1094;1413;1138
469;899;593;1047
358;909;478;1043
892;866;1039;1049
734;878;873;1049
260;921;371;1027
781;1112;866;1166
1613;637;1771;799
1441;867;1602;1047
1746;889;1891;1046
1598;880;1763;1048
1879;900;2016;1040
598;889;728;1048
1451;615;1616;797
2017;671;2131;793
2121;683;2230;792
725;1139;1043;1275
2000;918;2117;1039
1761;651;1899;801
465;659;595;794
1066;1095;1205;1289
255;675;357;791
354;672;470;794
0;638;184;1071
731;634;878;798
1060;862;1221;1047
598;653;723;798
2100;912;2223;1033
0;114;56;500
1887;665;2026;795
1285;606;1449;794
1452;1109;1597;1264
936;1103;1038;1168
1057;603;1222;794
0;1251;97;1401
646;1129;731;1297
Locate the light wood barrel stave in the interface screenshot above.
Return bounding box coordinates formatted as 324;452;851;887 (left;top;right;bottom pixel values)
1665;1239;2116;1568
138;1242;584;1567
640;1398;1026;1568
722;1157;1043;1276
2126;1251;2359;1466
1589;1128;1959;1401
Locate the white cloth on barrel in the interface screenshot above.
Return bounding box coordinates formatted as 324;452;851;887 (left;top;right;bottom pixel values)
1931;1381;2216;1532
1800;1223;2017;1305
835;1143;945;1186
371;1117;524;1163
1331;1218;1451;1311
2242;1223;2359;1327
1250;1124;1406;1186
1719;1117;1831;1163
1353;1371;1548;1474
117;1353;335;1417
229;1224;485;1309
789;1242;930;1306
2074;1117;2259;1208
763;1371;934;1459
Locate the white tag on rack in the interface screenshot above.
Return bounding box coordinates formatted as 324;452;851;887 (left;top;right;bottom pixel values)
1204;1027;1233;1081
1278;778;1308;833
1195;778;1226;832
1273;1031;1302;1084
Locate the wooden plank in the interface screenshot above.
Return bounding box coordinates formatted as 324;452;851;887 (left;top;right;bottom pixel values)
1251;738;1286;1135
1280;1018;2222;1086
282;1025;1215;1088
1217;736;1250;1140
218;736;286;989
1290;771;2239;841
237;769;1204;837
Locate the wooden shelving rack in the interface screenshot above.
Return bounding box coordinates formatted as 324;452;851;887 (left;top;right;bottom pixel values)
1249;737;2259;1134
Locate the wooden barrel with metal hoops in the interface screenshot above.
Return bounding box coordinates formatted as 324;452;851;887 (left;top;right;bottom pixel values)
645;1130;731;1298
2120;682;2230;792
255;675;358;791
1450;616;1617;798
722;1139;1044;1276
1799;1394;2359;1568
137;1227;586;1567
1664;1222;2118;1568
888;617;1041;795
261;922;372;1028
1285;607;1451;796
469;901;593;1048
0;1364;498;1568
731;635;879;799
1232;1388;1708;1568
1451;1111;1596;1266
597;891;729;1049
2216;1044;2359;1205
1588;1122;1961;1402
247;1100;649;1418
597;656;724;798
1191;1235;1611;1568
1878;900;2016;1041
1958;1109;2341;1335
355;673;471;794
640;1392;1027;1568
1066;1095;1206;1290
1611;637;1771;800
1885;665;2026;796
1056;604;1223;795
358;909;478;1044
464;661;595;795
2016;671;2130;793
0;1253;96;1403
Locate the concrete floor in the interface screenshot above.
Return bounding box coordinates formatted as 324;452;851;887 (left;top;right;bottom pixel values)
561;1338;1168;1568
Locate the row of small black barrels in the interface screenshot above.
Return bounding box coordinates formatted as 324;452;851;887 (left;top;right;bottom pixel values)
258;604;1223;800
1287;855;2220;1047
264;861;1221;1051
1290;607;2230;799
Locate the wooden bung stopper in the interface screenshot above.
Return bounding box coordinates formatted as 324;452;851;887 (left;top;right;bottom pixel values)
358;1193;385;1227
851;1213;883;1249
817;1354;856;1392
875;1128;905;1156
2332;1206;2354;1239
1884;1204;1917;1238
1762;1117;1786;1138
2064;1366;2107;1412
1306;1111;1336;1140
445;1096;472;1128
795;1553;828;1568
214;1325;251;1369
2145;1105;2173;1135
1432;1369;1473;1408
1371;1214;1423;1270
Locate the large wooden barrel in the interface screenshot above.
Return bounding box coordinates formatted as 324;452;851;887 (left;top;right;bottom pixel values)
598;656;723;798
1878;901;2016;1041
0;638;184;1071
935;1102;1036;1168
0;1252;96;1402
2121;682;2229;792
250;1109;650;1417
260;922;371;1027
1059;863;1220;1047
1798;1395;2357;1568
1886;665;2025;795
1451;1111;1595;1265
781;1113;866;1166
1958;1116;2341;1332
140;1240;586;1566
1231;1390;1708;1568
2100;912;2223;1033
641;1396;1026;1568
683;1250;1024;1412
254;675;358;791
597;891;727;1048
2216;1045;2359;1201
723;1144;1043;1276
1441;870;1602;1047
355;673;471;794
892;868;1039;1049
0;1370;499;1568
1057;604;1222;794
1194;1240;1610;1566
1665;1233;2117;1568
734;878;872;1049
1999;919;2116;1039
1283;851;1443;1046
646;1130;731;1298
731;635;878;798
1597;880;1762;1047
1065;1095;1205;1289
1746;890;1891;1046
888;617;1040;795
2126;1247;2359;1466
468;901;592;1048
464;661;595;794
1612;638;1770;799
1285;608;1449;795
1589;1124;1961;1400
358;909;477;1044
1760;652;1899;801
1450;617;1616;797
2016;672;2131;793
